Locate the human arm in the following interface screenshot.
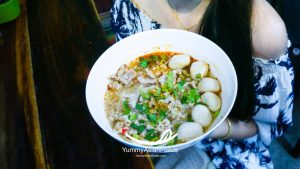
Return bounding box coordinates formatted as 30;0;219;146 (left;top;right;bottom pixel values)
251;0;288;60
208;118;258;140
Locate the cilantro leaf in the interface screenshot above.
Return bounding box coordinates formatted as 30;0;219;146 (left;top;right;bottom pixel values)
177;80;186;90
187;88;200;104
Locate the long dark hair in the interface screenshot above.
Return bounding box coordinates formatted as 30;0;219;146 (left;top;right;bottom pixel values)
199;0;255;121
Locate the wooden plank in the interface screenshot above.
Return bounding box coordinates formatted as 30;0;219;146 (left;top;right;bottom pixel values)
15;0;48;168
0;6;35;169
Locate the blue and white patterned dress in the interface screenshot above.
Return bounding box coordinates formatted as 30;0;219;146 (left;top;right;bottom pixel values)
110;0;294;168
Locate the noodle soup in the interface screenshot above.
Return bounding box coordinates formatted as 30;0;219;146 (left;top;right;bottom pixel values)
104;52;221;145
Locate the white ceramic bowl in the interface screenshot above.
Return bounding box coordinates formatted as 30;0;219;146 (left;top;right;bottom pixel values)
86;29;237;152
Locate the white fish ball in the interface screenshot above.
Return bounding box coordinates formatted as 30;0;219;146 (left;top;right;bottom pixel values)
190;61;208;79
168;54;191;69
198;78;220;93
192;104;212;127
177;122;203;141
201;92;221;112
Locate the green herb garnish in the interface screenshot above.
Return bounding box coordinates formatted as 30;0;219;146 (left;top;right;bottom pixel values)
167;71;174;89
146;129;154;134
173;89;179;98
145;129;158;141
148;114;157;122
177;80;186;90
130;123;138;129
196;73;202;79
143;103;151;114
171;80;186;98
140;60;148;68
181;91;188;104
139;57;153;68
158;108;167;115
150;121;157;127
135;103;144;111
137;125;146;134
187;88;201;104
157;111;167;122
161;84;169;92
129;113;137;121
152;55;159;61
141;92;151;100
123;100;131;115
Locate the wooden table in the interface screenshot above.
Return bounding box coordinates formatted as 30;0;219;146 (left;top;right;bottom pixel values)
0;0;153;168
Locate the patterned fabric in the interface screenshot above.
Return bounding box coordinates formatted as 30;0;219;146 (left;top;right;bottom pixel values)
110;0;294;168
110;0;161;41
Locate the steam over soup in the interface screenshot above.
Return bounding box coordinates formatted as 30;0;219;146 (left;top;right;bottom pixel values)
104;52;221;145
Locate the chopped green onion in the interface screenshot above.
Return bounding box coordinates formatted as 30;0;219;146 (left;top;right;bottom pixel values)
123;100;131;115
130;123;138;129
158;109;167;115
148;114;157;122
139;57;153;68
150;121;157;127
143;103;151;114
135;103;144;111
145;135;154;141
161;84;169;92
196;73;202;79
157;109;166;121
181;95;188;104
139;120;145;124
129;114;137;121
137;125;145;134
145;129;157;141
140;60;148;68
152;55;159;61
141;92;150;100
146;129;155;135
173;89;179;98
157;116;165;122
187;116;193;122
177;80;186;90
